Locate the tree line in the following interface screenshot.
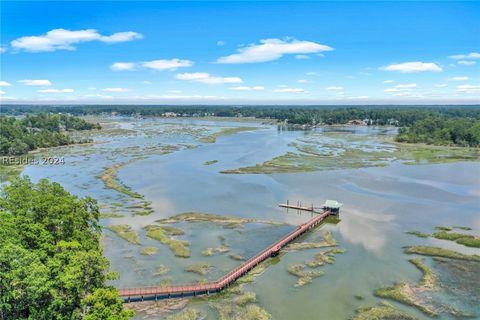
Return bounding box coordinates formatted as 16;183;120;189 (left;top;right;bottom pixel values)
2;105;480;126
0;114;101;156
2;105;480;147
0;177;133;320
396;117;480;147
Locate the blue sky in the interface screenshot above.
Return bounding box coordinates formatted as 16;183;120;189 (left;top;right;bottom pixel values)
1;1;479;104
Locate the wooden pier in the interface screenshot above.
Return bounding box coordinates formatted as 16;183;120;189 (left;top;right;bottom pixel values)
119;201;340;303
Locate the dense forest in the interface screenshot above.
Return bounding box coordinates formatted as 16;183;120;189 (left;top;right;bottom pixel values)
0;177;133;320
0;114;100;156
396;117;480;147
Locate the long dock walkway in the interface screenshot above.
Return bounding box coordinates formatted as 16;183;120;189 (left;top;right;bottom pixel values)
119;208;332;302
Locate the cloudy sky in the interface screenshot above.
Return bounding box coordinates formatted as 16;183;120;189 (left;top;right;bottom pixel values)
1;1;479;105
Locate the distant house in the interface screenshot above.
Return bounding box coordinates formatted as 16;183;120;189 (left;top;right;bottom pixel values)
347;119;366;125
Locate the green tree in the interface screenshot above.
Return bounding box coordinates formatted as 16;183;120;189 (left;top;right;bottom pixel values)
0;177;132;320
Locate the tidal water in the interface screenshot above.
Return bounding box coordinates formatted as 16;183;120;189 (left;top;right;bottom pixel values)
19;117;480;320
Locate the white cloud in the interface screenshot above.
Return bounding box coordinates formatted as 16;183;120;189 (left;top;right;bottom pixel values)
435;84;448;88
449;52;480;60
167;90;182;94
0;47;6;54
142;59;193;71
325;86;344;91
175;72;242;85
142;81;152;85
11;29;142;52
456;84;480;94
457;60;477;66
0;90;5;95
383;80;394;83
84;94;114;99
384;83;417;94
102;87;130;92
19;79;52;86
297;79;308;83
273;87;307;93
449;76;469;81
382;62;442;73
111;59;193;72
87;87;97;90
306;72;318;76
155;95;223;100
216;38;333;64
99;31;142;43
110;62;136;71
0;81;12;86
395;83;417;89
229;86;264;91
217;41;225;47
37;88;74;93
295;54;310;60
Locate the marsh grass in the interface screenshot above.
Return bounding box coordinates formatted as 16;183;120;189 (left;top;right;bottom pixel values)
141;246;159;256
154;264;170;276
166;308;202;320
145;225;190;257
220;133;480;174
100;213;125;218
287;264;324;287
184;263;212;276
432;231;480;248
199;127;259;143
287;230;337;250
105;224;140;244
204;160;218;165
229;253;245;261
406;230;430;238
156;212;283;229
352;302;416;320
98;162;143;198
404;246;480;261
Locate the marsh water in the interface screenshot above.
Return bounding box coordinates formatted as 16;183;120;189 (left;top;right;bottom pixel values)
18;117;480;319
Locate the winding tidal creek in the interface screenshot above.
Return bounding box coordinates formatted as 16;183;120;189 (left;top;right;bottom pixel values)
18;116;480;320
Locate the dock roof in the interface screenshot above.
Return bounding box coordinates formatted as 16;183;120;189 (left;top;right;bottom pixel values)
323;200;342;209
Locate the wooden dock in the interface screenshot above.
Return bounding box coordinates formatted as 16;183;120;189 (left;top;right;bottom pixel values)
118;207;332;302
278;203;317;212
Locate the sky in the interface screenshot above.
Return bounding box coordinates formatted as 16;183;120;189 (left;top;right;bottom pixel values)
0;1;479;105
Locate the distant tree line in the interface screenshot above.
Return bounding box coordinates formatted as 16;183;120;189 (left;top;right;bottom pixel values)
2;105;480;147
0;114;100;156
0;177;133;320
2;105;480;126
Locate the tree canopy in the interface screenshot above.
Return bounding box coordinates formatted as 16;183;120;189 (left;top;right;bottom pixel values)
0;177;133;320
396;117;480;147
0;114;100;156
